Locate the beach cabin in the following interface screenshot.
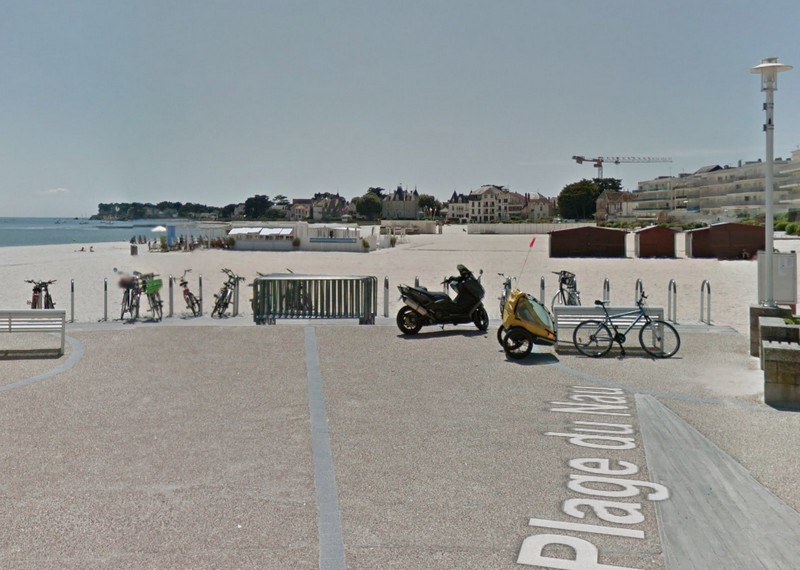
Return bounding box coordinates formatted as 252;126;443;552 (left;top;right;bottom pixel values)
549;226;627;258
685;222;765;259
634;225;677;258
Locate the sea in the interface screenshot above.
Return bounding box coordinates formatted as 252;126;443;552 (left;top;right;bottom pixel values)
0;217;223;248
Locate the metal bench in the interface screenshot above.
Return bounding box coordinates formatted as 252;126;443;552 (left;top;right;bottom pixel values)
554;304;664;354
0;309;66;358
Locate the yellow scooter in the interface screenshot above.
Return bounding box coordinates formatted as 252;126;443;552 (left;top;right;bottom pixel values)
500;289;557;359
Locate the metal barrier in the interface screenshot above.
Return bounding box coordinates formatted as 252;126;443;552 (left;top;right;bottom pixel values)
700;280;712;324
603;278;611;303
667;279;677;323
252;274;378;325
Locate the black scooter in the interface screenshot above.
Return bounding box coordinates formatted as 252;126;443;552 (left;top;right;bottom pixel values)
396;264;489;335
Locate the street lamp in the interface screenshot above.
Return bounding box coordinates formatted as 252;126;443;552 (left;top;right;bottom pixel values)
751;57;792;306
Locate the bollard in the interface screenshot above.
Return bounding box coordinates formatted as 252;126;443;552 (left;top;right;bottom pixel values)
415;276;419;287
384;276;389;318
103;278;108;322
70;279;75;323
168;275;174;318
634;278;643;304
700;280;712;324
603;278;611;303
667;279;677;323
233;279;240;317
540;276;546;302
198;275;203;316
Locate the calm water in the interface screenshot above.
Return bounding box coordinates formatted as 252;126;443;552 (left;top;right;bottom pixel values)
0;217;209;248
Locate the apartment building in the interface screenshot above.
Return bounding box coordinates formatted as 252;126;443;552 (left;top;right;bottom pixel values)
632;149;800;221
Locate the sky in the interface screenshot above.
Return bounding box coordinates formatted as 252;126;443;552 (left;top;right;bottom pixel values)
1;1;799;218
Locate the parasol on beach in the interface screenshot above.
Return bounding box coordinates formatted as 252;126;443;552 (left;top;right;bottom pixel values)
151;225;167;232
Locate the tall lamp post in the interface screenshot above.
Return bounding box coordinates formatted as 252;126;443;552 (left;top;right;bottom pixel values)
751;57;792;307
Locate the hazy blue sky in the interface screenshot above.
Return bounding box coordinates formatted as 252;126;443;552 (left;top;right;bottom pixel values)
2;0;799;217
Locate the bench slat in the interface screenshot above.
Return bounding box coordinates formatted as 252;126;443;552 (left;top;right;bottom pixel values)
0;309;66;356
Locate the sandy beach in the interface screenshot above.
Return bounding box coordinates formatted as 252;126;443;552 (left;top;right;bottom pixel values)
1;225;798;332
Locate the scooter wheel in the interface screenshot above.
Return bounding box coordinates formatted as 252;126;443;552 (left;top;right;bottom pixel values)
396;306;422;335
472;305;489;331
503;327;533;360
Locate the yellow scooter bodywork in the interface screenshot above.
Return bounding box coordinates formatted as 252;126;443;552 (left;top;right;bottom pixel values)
501;289;557;346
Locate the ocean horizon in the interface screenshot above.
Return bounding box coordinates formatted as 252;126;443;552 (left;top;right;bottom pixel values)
0;217;216;248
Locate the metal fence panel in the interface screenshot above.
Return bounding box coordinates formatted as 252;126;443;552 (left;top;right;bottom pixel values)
252;275;377;324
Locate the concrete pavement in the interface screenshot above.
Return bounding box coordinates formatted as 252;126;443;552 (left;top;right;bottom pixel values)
2;319;799;569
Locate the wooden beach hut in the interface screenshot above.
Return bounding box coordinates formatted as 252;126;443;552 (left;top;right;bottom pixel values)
549;226;627;258
634;225;677;258
685;222;764;259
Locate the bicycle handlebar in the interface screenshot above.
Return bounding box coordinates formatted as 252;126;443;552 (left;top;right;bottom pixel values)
25;279;57;285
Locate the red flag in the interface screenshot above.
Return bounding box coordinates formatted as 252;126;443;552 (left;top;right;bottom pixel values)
529;236;536;248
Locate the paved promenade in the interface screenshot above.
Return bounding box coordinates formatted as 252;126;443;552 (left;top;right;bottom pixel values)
2;318;800;569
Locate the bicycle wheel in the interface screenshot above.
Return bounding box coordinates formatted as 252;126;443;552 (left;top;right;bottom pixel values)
120;291;130;320
131;294;140;320
551;290;566;312
151;293;163;321
573;320;614;357
212;293;227;317
45;295;55;309
639;320;681;358
503;327;533;360
188;293;200;316
496;324;506;346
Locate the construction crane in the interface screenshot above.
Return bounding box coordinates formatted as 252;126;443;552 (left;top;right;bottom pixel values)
572;155;672;179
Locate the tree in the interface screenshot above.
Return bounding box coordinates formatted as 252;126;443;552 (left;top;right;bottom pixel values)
367;187;386;199
594;178;622;194
417;194;439;211
244;195;272;219
273;194;290;207
355;192;383;220
557;179;600;220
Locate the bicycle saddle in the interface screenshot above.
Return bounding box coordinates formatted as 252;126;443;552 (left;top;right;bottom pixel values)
594;300;608;306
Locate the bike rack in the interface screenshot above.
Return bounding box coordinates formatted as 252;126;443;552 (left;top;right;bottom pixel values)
384;276;389;318
634;278;643;304
232;280;240;317
168;276;174;318
700;280;712;324
667;279;677;323
540;276;546;302
603;278;611;303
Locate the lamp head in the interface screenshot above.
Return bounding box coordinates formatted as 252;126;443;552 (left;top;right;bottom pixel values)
751;57;793;91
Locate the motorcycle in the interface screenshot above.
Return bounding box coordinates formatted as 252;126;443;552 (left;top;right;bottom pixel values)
500;288;557;359
396;264;489;335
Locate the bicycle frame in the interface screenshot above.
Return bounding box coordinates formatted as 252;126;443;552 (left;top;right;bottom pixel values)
596;303;652;342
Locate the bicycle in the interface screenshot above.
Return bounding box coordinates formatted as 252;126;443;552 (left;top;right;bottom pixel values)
496;273;516;345
551;270;581;312
212;268;245;318
25;279;57;309
572;290;680;358
179;270;201;316
118;273;141;321
139;273;164;321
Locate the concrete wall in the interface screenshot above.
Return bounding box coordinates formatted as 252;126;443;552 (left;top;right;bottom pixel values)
467;222;589;235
